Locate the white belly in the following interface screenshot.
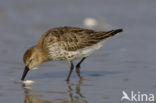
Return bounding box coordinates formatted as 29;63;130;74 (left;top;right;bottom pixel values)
75;40;105;59
48;40;105;61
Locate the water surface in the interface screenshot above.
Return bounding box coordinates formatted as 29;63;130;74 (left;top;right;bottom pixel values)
0;0;156;103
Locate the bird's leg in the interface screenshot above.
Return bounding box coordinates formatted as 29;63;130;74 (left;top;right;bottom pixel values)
75;78;85;98
66;61;74;81
76;57;86;79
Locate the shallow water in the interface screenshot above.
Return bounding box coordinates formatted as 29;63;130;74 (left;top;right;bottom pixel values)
0;0;156;103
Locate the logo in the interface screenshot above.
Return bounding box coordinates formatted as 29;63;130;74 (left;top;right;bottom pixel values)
121;91;154;102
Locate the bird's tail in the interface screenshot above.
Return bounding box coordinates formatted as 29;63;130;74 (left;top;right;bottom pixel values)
96;28;123;40
107;28;123;36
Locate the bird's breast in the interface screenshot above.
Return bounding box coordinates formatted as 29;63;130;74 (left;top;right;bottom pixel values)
46;40;105;61
46;43;78;61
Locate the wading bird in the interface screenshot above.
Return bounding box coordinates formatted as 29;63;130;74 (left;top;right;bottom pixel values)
21;26;123;81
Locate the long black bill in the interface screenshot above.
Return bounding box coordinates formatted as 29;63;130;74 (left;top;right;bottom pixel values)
21;66;29;81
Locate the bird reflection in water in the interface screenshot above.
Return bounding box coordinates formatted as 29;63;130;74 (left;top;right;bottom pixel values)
22;79;88;103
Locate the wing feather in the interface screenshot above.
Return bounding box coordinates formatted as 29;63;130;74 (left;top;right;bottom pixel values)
40;27;122;51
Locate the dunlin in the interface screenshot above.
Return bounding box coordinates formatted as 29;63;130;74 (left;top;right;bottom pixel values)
21;26;123;81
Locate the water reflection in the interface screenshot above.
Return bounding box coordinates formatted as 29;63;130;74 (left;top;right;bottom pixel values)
22;79;88;103
67;79;86;102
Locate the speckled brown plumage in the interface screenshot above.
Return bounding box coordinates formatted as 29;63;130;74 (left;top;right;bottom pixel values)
21;26;123;81
38;26;122;51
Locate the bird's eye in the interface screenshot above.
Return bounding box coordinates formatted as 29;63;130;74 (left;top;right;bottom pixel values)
29;58;33;63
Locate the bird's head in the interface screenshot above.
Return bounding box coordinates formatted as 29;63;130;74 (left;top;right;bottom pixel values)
21;46;48;81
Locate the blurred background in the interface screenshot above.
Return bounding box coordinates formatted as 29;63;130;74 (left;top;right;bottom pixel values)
0;0;156;103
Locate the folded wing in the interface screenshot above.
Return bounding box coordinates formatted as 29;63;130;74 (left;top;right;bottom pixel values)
41;27;122;51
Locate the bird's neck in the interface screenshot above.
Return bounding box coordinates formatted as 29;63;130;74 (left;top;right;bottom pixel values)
35;45;49;62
